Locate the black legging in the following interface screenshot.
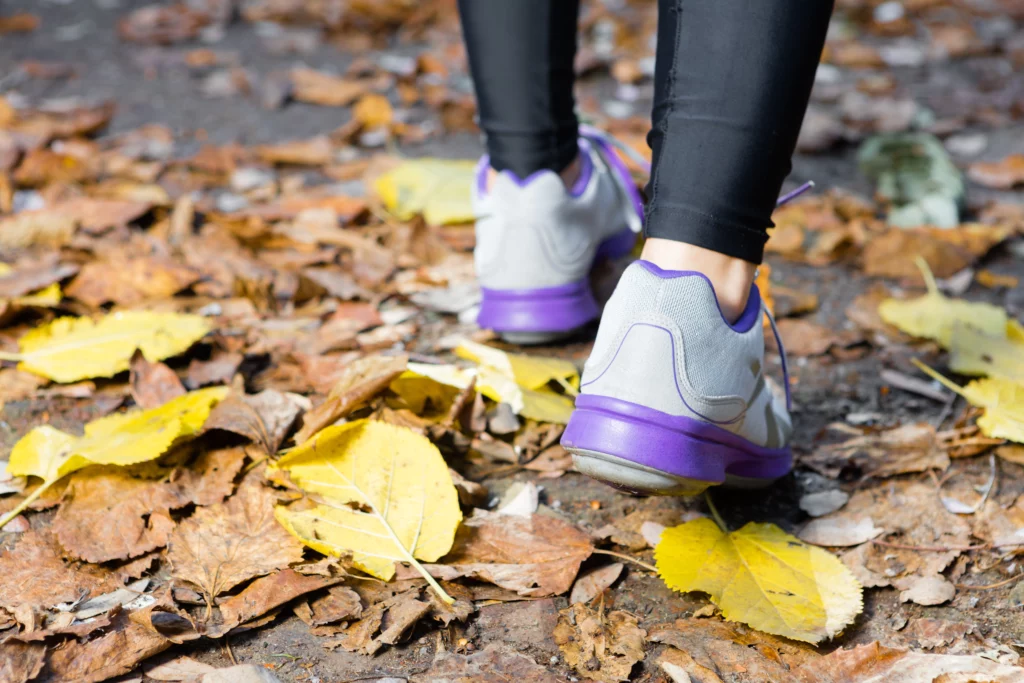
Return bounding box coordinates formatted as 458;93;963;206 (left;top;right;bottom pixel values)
457;0;833;264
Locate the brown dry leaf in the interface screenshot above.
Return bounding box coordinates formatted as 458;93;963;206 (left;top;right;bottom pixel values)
972;498;1024;548
298;585;363;626
13;148;96;186
861;225;1012;281
325;584;433;656
255;136;334;166
0;13;39;34
0;261;78;299
43;606;173;683
0;529;118;612
774;318;850;357
569;563;624;605
0;368;47;403
650;618;819;682
968;154;1024;190
791;642;1024;682
903;618;972;650
0;641;46;683
352;93;394;129
117;3;211;44
52;466;191;563
168;481;306;600
429;510;593;597
294;353;408;444
553;603;647;683
0;209;77;249
290;68;370;107
412;645;561;683
976;269;1019;289
130;350;186;409
802;423;949;479
996;444;1024;466
204;390;302;454
210;569;343;637
173;446;247;507
67;254;199;307
187;350;244;388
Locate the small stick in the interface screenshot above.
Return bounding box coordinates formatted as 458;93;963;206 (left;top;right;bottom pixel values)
592;548;658;573
704;491;729;533
956;573;1024;591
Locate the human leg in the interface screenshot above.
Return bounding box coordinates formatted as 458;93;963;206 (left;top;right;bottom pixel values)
563;0;834;494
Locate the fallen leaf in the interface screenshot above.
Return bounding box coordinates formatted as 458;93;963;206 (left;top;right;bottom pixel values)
273;420;462;603
373;158;477;225
803;423;948;479
352;93;394;129
0;260;77;299
917;363;1024;443
976;269;1019;289
212;569;342;637
117;3;211;44
569;563;624;605
294;353;407;444
297;585;363;626
649;618;819;682
52;466;191;562
878;261;1006;348
1;387;227;531
173;446;247;507
73;578;151;620
0;641;46;683
0;529;117;612
949;323;1024;382
899;575;956;606
426;510;593;597
2;311;211;383
903;618;973;650
774;319;849;357
799;490;850;517
0;13;39;34
656;518;863;643
187;350;243;388
204;390;302;454
146;656;217;681
553;603;647;683
131;350;187;409
290;68;370;107
968;154;1024;189
168;482;305;600
791;641;1024;682
67;254;200;307
800;517;885;547
43;607;173;683
255;136;334;166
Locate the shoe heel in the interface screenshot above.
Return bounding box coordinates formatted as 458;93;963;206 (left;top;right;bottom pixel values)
477;279;598;342
562;395;791;496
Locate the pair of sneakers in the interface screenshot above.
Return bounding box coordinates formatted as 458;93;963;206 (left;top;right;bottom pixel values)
472;128;793;495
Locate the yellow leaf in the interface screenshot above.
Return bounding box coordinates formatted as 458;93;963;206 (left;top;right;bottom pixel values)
0;311;211;383
456;340;578;423
0;387;227;531
878;259;1006;348
0;262;62;309
915;360;1024;443
949;323;1024;382
389;363;470;415
271;419;462;603
372;158;476;225
655;518;863;643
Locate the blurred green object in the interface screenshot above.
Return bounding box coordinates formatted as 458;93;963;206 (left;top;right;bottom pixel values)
858;132;964;229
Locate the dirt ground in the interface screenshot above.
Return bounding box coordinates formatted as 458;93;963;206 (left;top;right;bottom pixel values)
2;1;1024;682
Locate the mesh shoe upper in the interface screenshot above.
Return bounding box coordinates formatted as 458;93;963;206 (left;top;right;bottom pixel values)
580;260;792;450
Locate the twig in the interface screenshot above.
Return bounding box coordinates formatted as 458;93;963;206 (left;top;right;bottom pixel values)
224;636;239;665
704;491;729;533
871;539;1002;552
880;369;949;403
243;454;269;474
592;548;658;573
956;573;1024;591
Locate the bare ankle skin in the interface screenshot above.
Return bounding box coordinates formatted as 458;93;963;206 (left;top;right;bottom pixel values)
486;154;583;192
640;238;757;324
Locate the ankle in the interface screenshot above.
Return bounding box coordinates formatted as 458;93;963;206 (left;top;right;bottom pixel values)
640;239;757;324
485;153;584;192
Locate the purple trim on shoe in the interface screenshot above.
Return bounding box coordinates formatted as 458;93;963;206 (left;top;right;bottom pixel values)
766;310;792;411
635;260;761;334
581;322;745;426
562;394;792;483
476;142;594;198
595;227;638;261
583;131;646;224
478;278;599;333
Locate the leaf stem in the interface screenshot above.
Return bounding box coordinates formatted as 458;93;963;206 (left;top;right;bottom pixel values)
592;548;658;573
704;491;729;533
0;482;49;531
915;256;939;297
0;351;22;362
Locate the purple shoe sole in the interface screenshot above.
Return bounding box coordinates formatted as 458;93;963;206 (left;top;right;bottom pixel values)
477;227;637;336
562;394;792;495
